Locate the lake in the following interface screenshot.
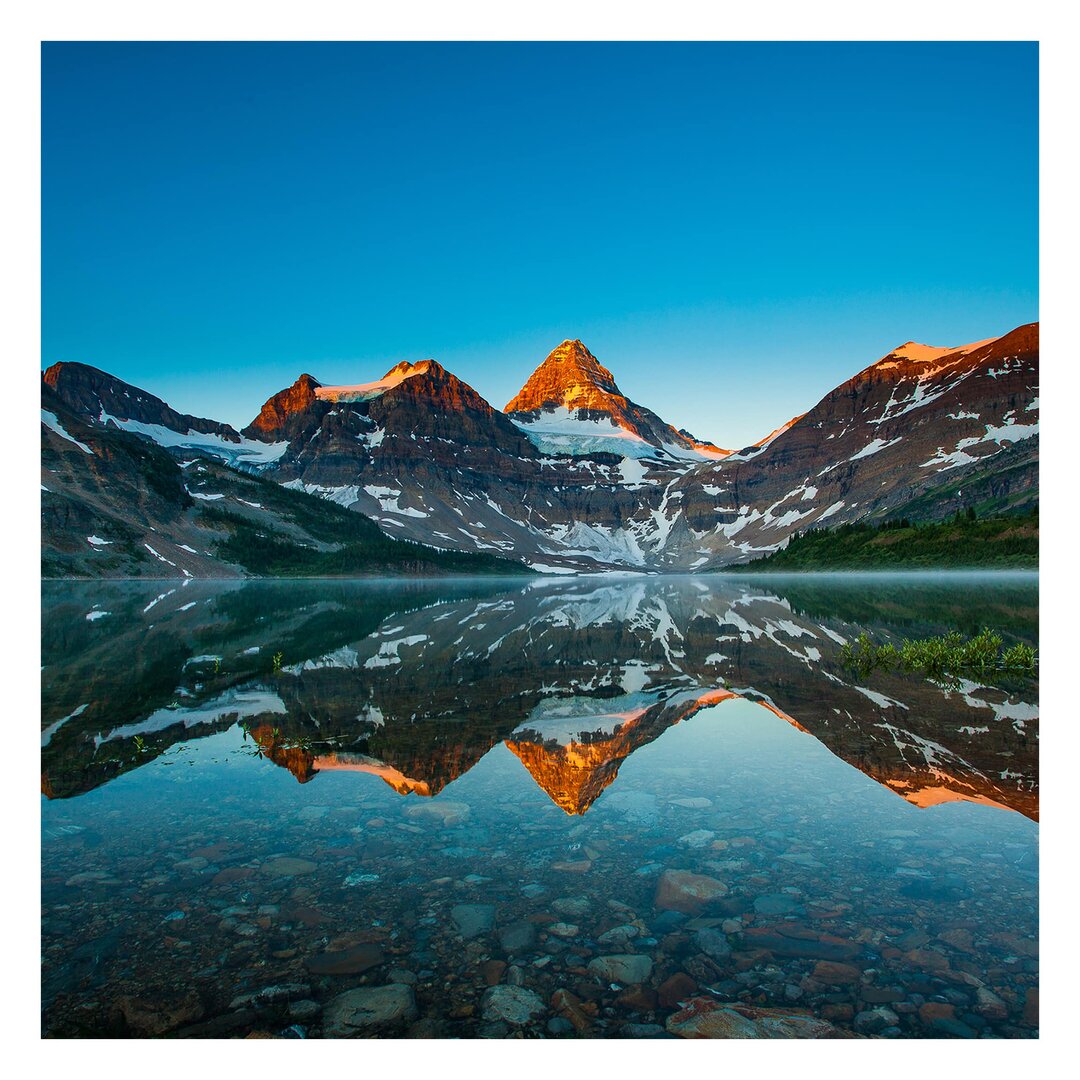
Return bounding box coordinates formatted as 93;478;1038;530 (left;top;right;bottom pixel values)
41;573;1039;1039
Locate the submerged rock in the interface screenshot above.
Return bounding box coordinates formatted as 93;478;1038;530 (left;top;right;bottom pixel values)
552;895;591;919
404;800;471;826
547;922;580;939
499;920;537;954
853;1007;899;1035
654;870;728;914
323;985;418;1036
260;857;317;877
753;893;801;916
598;924;640;947
117;992;205;1037
481;985;546;1026
694;927;731;961
305;942;385;976
451;903;495;939
587;954;653;984
677;830;717;849
666;999;851;1039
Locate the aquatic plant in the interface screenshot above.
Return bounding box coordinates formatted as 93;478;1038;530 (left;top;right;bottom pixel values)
272;651;284;673
840;628;1037;680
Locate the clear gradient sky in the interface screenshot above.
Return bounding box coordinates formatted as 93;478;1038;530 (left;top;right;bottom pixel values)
42;41;1037;450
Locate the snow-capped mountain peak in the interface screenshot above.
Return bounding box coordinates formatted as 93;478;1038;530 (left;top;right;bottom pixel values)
505;340;729;460
315;360;436;403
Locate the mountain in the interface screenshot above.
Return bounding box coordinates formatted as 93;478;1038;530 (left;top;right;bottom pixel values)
237;354;687;571
664;323;1040;566
41;381;522;579
40;324;1039;574
44;361;287;469
505;339;730;459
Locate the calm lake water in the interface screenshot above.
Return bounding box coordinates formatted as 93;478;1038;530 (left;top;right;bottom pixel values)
41;573;1038;1039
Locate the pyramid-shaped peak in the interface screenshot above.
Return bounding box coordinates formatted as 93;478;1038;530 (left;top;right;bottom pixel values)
545;339;612;374
505;340;623;414
552;338;591;355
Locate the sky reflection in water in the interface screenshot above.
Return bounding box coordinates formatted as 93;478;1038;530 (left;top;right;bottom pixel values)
41;574;1038;1039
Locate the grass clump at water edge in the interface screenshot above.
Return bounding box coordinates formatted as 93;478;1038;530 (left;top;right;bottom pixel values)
840;627;1037;680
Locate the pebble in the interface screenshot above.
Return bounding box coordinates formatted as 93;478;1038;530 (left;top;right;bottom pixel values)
677;830;717;849
547;922;580;939
342;872;380;886
694;927;732;961
287;1000;321;1022
598;924;640;946
753;893;801;916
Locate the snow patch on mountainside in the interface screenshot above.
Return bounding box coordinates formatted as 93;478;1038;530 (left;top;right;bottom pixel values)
512;408;718;462
99;688;286;745
363;485;430;518
848;436;904;462
42;411;94;455
512;410;660;458
544;521;647;567
921;413;1039;471
315;361;432;403
281;479;361;507
98;410;288;467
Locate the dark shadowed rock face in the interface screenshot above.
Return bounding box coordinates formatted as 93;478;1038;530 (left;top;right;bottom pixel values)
44;362;242;442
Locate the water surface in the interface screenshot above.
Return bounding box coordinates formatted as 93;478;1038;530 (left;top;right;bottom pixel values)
41;574;1038;1038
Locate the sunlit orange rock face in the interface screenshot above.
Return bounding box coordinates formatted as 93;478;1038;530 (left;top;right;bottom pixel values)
882;774;1039;821
504;736;627;815
506;340;635;420
249;723;317;783
243;373;323;440
505;339;727;455
309;753;433;797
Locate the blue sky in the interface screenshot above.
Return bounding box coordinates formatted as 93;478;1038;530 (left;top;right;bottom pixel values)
42;42;1037;449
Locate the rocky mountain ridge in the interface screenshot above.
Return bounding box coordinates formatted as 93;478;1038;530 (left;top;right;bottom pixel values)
42;324;1039;574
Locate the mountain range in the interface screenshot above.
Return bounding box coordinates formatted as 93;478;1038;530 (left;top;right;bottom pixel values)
41;324;1039;575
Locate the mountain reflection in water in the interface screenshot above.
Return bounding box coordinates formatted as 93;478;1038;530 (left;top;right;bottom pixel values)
41;574;1038;1040
42;576;1038;819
